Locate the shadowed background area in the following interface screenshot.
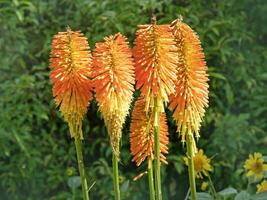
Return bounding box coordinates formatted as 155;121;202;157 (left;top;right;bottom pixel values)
0;0;266;199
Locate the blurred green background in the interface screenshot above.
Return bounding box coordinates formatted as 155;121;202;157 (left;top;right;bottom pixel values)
0;0;267;199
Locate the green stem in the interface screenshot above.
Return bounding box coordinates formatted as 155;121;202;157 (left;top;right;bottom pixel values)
153;97;162;200
148;158;155;200
186;134;197;200
74;137;89;200
207;175;217;199
184;188;190;200
112;153;121;200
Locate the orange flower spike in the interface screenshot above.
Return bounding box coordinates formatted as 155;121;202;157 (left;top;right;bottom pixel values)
130;97;169;166
49;28;93;139
133;17;178;112
93;33;135;158
169;18;209;144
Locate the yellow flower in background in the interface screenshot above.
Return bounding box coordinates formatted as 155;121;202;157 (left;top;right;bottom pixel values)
257;180;267;193
184;149;212;179
244;152;267;180
201;181;209;191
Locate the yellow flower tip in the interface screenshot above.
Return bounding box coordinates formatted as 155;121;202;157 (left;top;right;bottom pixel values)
184;149;212;179
130;97;169;166
201;181;209;191
244;152;267;180
133;21;179;113
168;19;209;143
93;32;135;158
49;28;93;139
257;180;267;193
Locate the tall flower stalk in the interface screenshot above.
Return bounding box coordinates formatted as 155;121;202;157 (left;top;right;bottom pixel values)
49;28;93;200
130;97;169;200
169;17;209;200
93;33;135;200
133;16;178;200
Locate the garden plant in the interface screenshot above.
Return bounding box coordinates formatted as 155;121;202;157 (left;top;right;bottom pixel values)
1;1;267;200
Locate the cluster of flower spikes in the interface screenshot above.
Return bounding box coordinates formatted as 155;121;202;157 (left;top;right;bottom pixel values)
130;97;169;166
168;17;209;154
49;27;93;139
131;17;178;165
133;17;179;113
49;16;208;163
93;33;135;159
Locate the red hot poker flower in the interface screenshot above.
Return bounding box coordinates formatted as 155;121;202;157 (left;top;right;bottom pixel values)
133;19;178;112
93;33;135;158
130;97;169;166
169;19;209;145
49;28;93;139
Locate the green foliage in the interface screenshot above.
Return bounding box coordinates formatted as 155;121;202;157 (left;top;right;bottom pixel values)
0;0;266;199
197;191;267;200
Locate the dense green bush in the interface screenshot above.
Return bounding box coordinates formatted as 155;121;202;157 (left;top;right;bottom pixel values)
0;0;266;199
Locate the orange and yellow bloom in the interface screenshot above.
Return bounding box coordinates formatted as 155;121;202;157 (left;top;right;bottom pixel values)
49;28;93;139
168;18;209;145
244;152;267;180
130;97;169;166
133;18;178;112
93;33;135;158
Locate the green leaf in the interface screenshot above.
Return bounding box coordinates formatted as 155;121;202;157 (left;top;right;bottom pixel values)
67;176;81;189
196;193;213;200
259;73;267;80
15;10;23;22
218;187;238;196
211;27;220;36
224;83;234;106
168;155;185;174
121;180;129;193
235;191;250;200
251;192;267;200
209;72;227;80
173;162;184;174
